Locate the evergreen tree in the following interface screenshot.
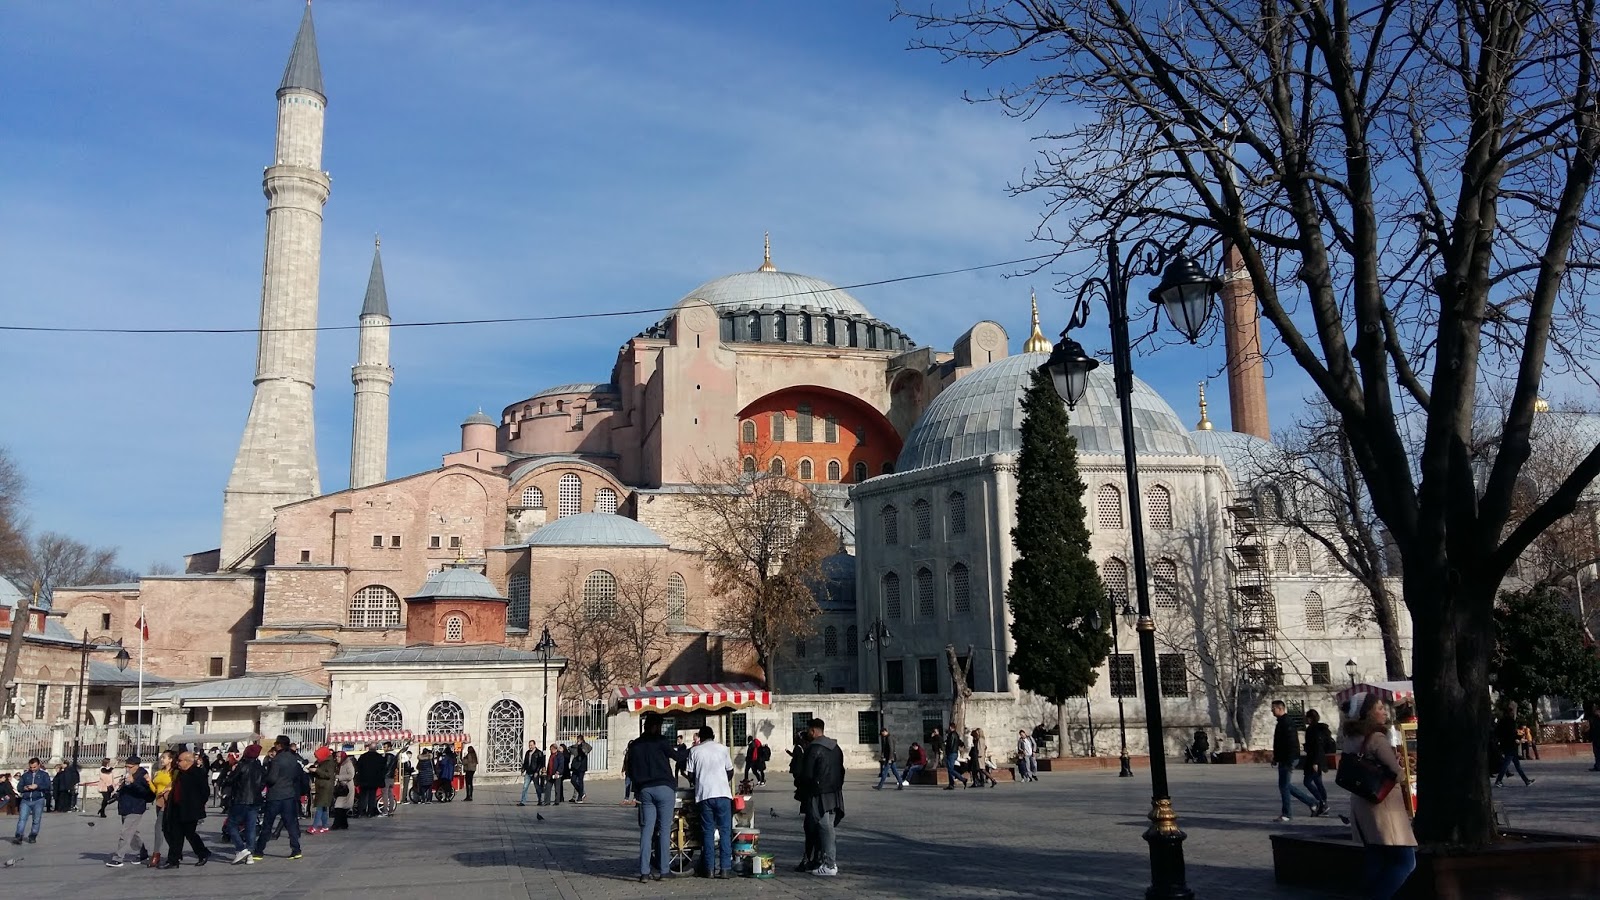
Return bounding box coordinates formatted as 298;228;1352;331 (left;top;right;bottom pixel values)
1007;366;1113;705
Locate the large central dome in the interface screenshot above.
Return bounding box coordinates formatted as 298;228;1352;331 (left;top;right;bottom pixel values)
896;352;1198;470
677;269;872;318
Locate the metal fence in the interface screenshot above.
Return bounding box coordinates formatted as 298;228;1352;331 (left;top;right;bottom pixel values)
283;724;327;748
556;701;610;771
0;724;52;770
66;725;108;764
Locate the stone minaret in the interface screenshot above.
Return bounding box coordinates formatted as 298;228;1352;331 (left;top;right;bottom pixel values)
1220;243;1270;439
350;238;392;489
221;3;329;565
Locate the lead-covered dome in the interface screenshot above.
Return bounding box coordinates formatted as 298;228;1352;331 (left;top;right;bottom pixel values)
896;352;1198;470
1189;428;1277;484
526;513;668;548
677;270;872;318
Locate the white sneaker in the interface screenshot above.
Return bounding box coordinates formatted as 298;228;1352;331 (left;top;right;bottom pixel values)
232;849;251;865
899;781;908;787
811;864;839;876
1275;816;1292;823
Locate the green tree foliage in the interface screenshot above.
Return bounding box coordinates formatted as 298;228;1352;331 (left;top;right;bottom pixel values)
1007;367;1113;703
1493;588;1600;710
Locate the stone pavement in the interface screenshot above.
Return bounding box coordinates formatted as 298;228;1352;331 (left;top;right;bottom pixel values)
4;758;1595;899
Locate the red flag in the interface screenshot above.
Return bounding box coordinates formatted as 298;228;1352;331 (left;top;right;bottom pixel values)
136;612;149;641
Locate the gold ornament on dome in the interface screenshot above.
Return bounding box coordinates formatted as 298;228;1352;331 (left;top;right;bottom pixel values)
759;231;778;272
1196;382;1213;430
1024;290;1052;354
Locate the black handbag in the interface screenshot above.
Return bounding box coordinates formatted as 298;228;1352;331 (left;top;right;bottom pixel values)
333;782;349;798
1335;750;1397;803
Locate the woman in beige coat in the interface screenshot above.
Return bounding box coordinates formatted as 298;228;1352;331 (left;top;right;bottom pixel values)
1340;693;1416;899
331;752;356;830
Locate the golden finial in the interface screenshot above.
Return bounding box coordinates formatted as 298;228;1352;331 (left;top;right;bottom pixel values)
1535;397;1550;413
1023;289;1052;353
1197;381;1213;430
759;231;777;272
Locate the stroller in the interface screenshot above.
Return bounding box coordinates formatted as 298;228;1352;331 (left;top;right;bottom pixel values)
1182;730;1211;764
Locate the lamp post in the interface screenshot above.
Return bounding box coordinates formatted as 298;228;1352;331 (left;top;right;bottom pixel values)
534;625;557;748
1040;227;1218;900
863;617;892;724
813;671;824;694
1103;596;1137;778
1345;658;1359;688
71;629;90;765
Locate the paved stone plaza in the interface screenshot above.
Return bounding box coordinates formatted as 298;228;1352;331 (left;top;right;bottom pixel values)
4;759;1595;899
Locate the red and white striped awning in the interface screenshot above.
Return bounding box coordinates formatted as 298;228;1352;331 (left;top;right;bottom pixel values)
327;730;411;745
1334;681;1415;707
414;733;470;745
614;682;771;713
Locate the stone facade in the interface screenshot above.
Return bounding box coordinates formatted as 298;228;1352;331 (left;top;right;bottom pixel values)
55;575;258;681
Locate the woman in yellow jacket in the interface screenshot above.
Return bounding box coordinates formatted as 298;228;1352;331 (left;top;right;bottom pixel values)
149;751;174;868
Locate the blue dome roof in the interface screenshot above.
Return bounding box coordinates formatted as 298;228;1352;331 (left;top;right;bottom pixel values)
896;352;1197;470
527;513;668;548
408;566;505;602
1188;428;1277;483
678;269;871;318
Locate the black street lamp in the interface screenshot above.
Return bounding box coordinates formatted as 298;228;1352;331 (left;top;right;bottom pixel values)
1040;228;1218;900
863;617;892;723
534;625;557;748
1346;658;1359;688
813;671;825;694
71;630;90;765
1102;595;1138;778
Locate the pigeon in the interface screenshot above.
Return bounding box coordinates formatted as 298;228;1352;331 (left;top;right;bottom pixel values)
536;813;545;822
768;808;779;818
3;858;16;868
85;821;94;827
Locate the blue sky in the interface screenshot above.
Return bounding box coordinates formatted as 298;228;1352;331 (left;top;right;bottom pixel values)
0;1;1311;569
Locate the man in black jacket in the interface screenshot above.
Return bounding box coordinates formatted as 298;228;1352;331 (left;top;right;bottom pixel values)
356;745;387;817
517;740;544;807
873;727;900;790
253;736;304;860
162;751;212;867
568;735;591;803
1300;709;1333;815
799;718;845;876
623;713;677;883
1271;701;1320;821
223;744;265;865
942;725;966;789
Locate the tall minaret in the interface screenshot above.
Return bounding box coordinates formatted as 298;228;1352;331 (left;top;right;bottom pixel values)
1220;243;1270;439
220;2;330;565
350;238;392;489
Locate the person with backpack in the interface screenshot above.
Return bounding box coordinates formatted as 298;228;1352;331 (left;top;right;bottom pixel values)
1340;693;1416;898
252;736;304;861
105;755;154;867
222;744;265;865
1301;709;1334;815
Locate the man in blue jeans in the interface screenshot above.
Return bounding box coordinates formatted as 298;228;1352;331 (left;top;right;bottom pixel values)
942;725;967;789
873;727;901;790
685;726;735;878
224;744;265;864
12;758;50;845
253;735;304;860
1271;701;1321;821
517;740;544;806
623;713;677;882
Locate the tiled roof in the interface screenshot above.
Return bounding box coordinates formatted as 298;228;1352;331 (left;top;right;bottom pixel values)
141;674;327;703
88;660;175;687
896;352;1198;471
526;513;667;548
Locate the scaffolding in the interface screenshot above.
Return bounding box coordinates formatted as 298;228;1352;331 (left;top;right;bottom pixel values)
1226;496;1278;683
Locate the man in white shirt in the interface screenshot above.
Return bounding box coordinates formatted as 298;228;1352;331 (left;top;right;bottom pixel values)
684;726;735;879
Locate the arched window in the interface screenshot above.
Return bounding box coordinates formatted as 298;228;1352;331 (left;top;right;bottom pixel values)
827;460;841;482
507;573;530;629
913;499;932;541
1271;543;1291;572
881;461;895;475
1152;558;1179;610
747;312;761;341
1259;486;1283;518
427;700;465;733
520;486;544;508
1304;591;1326;632
825;415;839;443
364;701;403;731
1294;541;1313;573
846;624;858;657
854;461;869;483
741;419;757;443
769;457;786;477
445;615;464;643
882;505;899;545
555;400;565;412
582;570;618;620
486;699;524;772
798;459;814;481
883;571;902;618
349;585;401;628
742;456;757;475
558;473;582;518
795;636;807;657
950;563;971;614
1102;558;1129;611
595;487;619;515
1096;485;1124;529
1146;485;1173;529
667;573;687;625
948;491;967;536
916;567;935;617
770;412;786;442
824;626;839;656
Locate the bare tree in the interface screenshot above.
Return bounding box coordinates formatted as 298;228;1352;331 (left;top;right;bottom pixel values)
20;532;136;602
611;559;673;687
902;0;1600;846
0;448;28;580
945;643;975;738
547;565;625;704
673;455;835;683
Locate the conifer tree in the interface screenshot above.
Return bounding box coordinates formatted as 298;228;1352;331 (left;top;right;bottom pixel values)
1007;366;1113;708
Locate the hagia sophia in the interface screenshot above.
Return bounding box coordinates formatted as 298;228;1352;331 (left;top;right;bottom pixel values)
4;5;1410;773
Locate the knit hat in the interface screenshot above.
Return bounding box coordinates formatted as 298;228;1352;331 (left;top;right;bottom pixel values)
243;744;263;760
314;745;332;762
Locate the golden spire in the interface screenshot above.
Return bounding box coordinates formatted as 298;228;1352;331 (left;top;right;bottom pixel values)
1197;381;1213;431
1023;289;1052;353
759;231;777;272
1535;396;1551;413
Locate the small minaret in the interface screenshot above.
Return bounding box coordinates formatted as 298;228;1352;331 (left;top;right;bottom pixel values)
221;1;330;564
1023;289;1052;353
350;238;393;489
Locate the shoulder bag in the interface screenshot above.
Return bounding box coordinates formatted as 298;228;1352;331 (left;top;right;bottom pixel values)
1334;747;1397;803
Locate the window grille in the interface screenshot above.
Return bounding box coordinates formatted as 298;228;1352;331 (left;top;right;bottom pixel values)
883;572;902;618
913;499;931;541
428;700;465;732
485;700;525;772
521;486;544;508
1304;591;1326;631
1158;654;1188;696
1272;543;1290;572
950;563;971;614
741;420;756;443
798;459;813;480
854;461;868;483
731;713;748;748
1310;661;1332;685
1259;487;1283;518
827;460;841;481
1294;541;1313;573
825;415;839;443
595;487;619;514
667;574;687;625
445;615;464;643
769;457;785;476
742;456;757;475
582;570;618;620
795;636;807;658
845;625;858;657
917;658;939;694
508;573;530;629
1152;558;1179;610
916;567;935;617
770;413;785;442
824;626;838;656
1109;654;1137;697
1147;485;1173;529
797;405;814;442
558;473;582;518
364;701;403;731
350;585;401;628
948;491;967;536
882;505;898;544
1102;558;1129;610
857;711;879;745
1096;485;1124;528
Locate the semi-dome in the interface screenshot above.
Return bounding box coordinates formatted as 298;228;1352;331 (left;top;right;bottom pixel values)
526;512;668;548
1189;428;1277;483
896;352;1198;471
